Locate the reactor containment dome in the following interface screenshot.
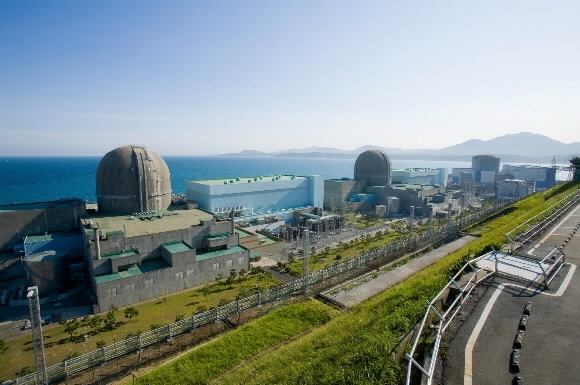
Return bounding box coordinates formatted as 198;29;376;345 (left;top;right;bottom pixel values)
354;150;392;186
96;145;172;215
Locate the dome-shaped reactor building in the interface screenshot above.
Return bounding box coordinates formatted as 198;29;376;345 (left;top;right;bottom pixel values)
96;145;172;215
354;150;392;186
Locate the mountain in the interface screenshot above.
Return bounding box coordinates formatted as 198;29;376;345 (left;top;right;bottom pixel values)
220;132;580;163
222;149;270;157
437;132;579;158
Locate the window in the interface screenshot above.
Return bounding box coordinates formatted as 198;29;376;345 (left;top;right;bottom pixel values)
124;283;135;291
226;260;233;268
176;271;184;280
212;262;220;271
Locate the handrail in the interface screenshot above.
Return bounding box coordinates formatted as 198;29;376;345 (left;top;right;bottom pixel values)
13;198;521;385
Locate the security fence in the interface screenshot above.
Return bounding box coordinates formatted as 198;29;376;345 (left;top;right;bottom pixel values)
405;188;580;385
14;198;520;385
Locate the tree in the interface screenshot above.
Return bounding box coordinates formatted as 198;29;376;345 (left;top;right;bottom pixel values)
570;156;580;181
104;304;118;330
201;281;211;300
236;287;249;301
61;318;81;341
226;269;237;288
95;339;106;349
88;315;103;333
124;306;139;322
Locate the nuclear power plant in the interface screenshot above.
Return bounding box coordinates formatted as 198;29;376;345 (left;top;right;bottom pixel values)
96;145;172;215
324;150;451;217
0;146;250;312
0;145;561;314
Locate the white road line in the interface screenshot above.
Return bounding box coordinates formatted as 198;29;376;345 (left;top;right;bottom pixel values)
464;284;503;385
463;264;576;384
529;206;580;255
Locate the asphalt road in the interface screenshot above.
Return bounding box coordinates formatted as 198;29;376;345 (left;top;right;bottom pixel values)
438;202;580;385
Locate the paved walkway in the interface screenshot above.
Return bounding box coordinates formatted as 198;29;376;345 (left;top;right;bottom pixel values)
331;235;477;307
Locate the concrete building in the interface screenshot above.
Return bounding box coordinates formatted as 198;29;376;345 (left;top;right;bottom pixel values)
0;200;87;302
472;155;500;186
449;168;474;185
96;145;172;215
0;199;85;253
497;179;535;200
324;150;448;217
0;146;251;313
500;164;557;191
82;208;249;312
354;150;392;186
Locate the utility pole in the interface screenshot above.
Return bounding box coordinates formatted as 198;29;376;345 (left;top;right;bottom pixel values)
303;230;309;295
408;206;414;248
27;286;48;385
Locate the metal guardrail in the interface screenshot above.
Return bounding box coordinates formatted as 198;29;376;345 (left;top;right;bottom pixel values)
13;198;520;385
405;189;580;385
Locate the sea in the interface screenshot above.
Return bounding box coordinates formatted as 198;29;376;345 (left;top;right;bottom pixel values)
0;156;475;206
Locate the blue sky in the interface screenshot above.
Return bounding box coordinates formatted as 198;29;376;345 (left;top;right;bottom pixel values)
1;1;579;156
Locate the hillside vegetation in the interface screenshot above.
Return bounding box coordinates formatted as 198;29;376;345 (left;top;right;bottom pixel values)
130;182;579;385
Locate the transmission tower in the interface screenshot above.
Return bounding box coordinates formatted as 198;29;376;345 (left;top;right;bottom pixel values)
27;286;48;385
303;230;309;294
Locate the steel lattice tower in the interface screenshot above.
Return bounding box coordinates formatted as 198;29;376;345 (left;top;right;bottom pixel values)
27;286;48;385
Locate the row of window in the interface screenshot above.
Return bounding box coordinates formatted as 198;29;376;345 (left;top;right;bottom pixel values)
105;257;246;297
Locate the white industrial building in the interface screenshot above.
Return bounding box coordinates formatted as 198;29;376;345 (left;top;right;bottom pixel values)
497;179;534;200
500;164;557;190
391;168;447;186
185;175;324;222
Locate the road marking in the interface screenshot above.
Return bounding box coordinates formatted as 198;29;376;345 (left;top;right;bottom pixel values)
529;206;580;254
464;284;503;385
463;264;576;384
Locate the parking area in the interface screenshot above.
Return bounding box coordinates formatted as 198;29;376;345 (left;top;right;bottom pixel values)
439;203;580;385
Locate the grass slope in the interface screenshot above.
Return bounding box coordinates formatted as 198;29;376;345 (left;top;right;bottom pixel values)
135;183;579;385
134;299;340;385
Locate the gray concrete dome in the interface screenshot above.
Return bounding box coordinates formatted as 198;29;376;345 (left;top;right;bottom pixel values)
354;150;392;186
96;145;172;214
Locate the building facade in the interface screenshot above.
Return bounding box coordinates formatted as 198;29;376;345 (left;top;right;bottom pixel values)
500;164;557;190
391;168;447;186
185;174;324;221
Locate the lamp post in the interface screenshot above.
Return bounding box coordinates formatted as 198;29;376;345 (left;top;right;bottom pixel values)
303;230;309;294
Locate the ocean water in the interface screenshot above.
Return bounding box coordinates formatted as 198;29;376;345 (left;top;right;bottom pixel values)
0;156;472;205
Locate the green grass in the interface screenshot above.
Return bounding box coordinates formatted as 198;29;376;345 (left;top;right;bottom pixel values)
132;299;340;385
0;271;280;381
6;183;578;383
131;182;579;385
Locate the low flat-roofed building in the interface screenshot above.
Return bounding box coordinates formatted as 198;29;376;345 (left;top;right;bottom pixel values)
0;198;85;252
497;179;535;200
500;164;557;190
391;168;447;187
449;168;474;184
323;178;365;212
82;208;250;312
186;174;323;223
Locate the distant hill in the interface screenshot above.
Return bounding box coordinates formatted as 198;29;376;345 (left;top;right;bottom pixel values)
221;132;580;164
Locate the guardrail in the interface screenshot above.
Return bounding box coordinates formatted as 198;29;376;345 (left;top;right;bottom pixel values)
405;189;580;385
13;198;520;385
